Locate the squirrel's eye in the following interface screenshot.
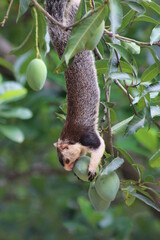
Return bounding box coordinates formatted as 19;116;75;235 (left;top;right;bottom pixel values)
66;159;70;164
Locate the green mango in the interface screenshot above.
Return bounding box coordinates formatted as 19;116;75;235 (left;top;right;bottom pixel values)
27;58;47;91
73;156;90;182
95;171;120;201
88;182;111;211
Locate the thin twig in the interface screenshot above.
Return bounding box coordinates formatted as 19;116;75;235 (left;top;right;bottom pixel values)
65;1;108;30
31;0;66;30
114;80;134;101
104;29;160;47
95;47;114;155
104;79;114;156
94;47;134;101
32;0;108;31
31;0;160;48
152;119;160;130
94;47;103;59
1;0;14;27
114;49;138;115
103;34;137;114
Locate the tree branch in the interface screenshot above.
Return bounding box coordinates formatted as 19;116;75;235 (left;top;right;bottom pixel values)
114;48;138;115
31;0;108;31
31;0;66;30
94;47;114;155
114;80;134;101
1;0;14;27
94;46;135;102
104;29;160;47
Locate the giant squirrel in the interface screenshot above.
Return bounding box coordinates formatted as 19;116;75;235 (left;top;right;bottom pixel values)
46;0;105;181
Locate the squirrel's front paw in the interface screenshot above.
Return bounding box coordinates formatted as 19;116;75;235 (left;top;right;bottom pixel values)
88;170;97;181
88;166;97;181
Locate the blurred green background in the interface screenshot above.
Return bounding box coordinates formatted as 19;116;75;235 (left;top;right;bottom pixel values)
0;0;160;239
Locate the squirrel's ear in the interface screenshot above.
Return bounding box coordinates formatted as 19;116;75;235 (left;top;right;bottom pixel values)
53;142;58;148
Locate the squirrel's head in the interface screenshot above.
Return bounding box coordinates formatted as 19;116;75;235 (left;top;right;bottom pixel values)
53;140;82;171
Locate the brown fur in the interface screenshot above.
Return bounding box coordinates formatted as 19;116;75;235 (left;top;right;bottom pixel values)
46;0;105;180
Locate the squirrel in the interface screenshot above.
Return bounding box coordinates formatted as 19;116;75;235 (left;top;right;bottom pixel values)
46;0;105;181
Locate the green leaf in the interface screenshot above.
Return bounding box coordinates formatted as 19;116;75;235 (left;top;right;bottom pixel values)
147;47;160;71
56;113;66;122
75;0;86;21
121;42;140;55
115;147;134;164
141;63;159;82
145;82;160;93
123;189;136;206
118;10;135;32
0;82;27;104
134;15;159;25
103;151;112;159
56;61;68;74
95;60;108;74
149;149;160;168
144;96;152;128
0;125;24;143
17;0;31;22
130;192;160;212
109;0;123;35
10;28;35;56
110;72;133;81
119;61;133;73
151;105;160;118
109;43;138;76
126;194;136;206
127;1;145;13
105;101;116;108
144;1;160;15
101;157;124;175
63;5;107;65
111;116;134;135
97;41;104;57
133;185;154;201
59;102;67;114
110;108;117;123
85;21;105;50
134;128;158;153
150;25;160;45
125;115;145;136
0;107;33;120
11;8;46;56
144;175;155;184
36;9;47;49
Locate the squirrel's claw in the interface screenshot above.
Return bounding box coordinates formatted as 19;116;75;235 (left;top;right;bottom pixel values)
88;171;97;182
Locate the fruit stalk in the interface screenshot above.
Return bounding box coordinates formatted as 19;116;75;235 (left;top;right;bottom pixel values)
33;7;40;58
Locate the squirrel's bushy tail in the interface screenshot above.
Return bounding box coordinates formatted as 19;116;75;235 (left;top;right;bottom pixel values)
46;0;80;58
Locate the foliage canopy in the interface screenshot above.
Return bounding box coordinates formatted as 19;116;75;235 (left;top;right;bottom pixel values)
0;0;160;239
